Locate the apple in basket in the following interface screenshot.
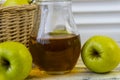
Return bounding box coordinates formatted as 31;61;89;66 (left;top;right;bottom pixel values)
0;41;32;80
2;0;29;7
81;35;120;73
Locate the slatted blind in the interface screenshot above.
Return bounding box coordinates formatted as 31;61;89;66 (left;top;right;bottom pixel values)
72;0;120;46
1;0;120;45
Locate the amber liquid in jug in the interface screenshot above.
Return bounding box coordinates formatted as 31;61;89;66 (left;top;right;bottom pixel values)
29;33;80;73
29;0;81;74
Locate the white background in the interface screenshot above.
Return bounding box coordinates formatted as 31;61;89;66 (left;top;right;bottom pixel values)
72;0;120;46
1;0;120;46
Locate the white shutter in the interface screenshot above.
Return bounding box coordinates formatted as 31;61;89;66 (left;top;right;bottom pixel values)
1;0;120;45
0;0;4;3
72;0;120;46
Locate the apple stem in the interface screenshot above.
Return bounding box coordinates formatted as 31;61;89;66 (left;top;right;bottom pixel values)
29;0;34;4
91;49;101;58
0;58;10;68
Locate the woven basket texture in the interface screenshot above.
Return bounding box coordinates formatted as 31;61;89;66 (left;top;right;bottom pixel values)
0;4;37;47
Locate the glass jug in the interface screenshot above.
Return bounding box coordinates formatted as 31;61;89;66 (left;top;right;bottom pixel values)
29;0;81;74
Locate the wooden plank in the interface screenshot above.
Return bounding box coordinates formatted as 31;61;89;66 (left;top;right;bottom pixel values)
26;65;120;80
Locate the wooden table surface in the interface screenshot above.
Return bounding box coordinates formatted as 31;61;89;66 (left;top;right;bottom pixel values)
26;62;120;80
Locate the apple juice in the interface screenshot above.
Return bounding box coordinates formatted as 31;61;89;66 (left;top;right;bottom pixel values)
29;34;81;74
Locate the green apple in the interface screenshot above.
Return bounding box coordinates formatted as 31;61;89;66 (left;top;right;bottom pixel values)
0;41;32;80
2;0;29;7
81;35;120;73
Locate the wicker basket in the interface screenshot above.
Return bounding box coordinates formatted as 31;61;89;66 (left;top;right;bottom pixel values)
0;4;37;47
